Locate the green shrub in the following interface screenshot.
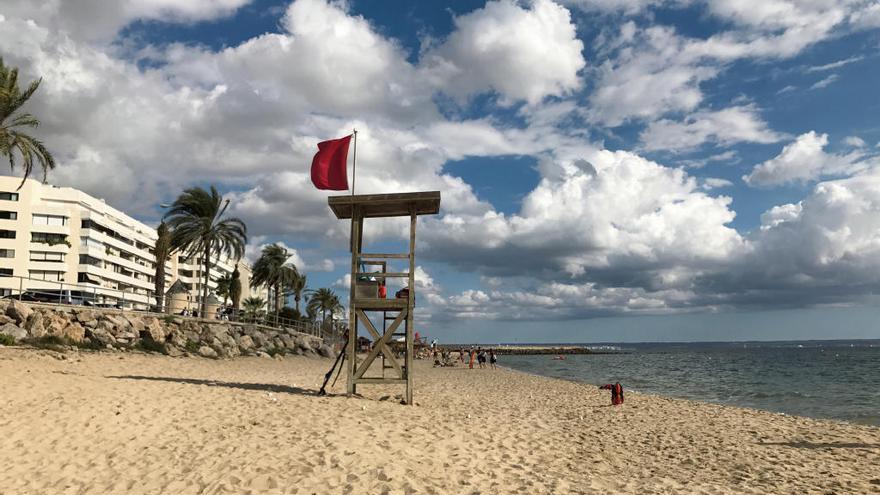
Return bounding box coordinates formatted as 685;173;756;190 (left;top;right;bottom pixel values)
0;334;15;346
162;315;176;325
136;338;167;354
266;346;285;357
76;338;105;351
184;340;200;353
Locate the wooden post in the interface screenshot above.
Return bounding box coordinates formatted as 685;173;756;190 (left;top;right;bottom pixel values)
405;209;416;404
347;206;360;396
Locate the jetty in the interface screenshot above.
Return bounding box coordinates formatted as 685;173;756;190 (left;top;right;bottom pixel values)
439;345;626;355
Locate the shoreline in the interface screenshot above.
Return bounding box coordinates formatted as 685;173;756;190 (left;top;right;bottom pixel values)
497;362;879;430
2;347;878;493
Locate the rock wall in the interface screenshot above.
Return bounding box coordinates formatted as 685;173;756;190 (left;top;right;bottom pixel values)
0;299;334;359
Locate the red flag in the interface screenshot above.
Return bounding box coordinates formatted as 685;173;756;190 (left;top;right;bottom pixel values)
310;135;351;190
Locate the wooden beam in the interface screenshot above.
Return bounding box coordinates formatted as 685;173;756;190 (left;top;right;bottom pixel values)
354;378;407;385
353;298;407;310
355;309;403;378
354;272;409;278
354;309;406;380
359;253;409;259
346;206;360;396
406;209;416;405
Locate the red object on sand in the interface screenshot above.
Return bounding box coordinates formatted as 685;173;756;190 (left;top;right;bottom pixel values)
311;135;352;190
600;383;625;405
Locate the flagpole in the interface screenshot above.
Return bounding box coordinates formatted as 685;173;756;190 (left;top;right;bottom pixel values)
351;129;357;196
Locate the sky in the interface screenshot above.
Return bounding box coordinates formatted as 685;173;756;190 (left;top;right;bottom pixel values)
2;0;880;343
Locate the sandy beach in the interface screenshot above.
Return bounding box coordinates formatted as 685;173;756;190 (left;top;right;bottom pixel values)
1;347;878;494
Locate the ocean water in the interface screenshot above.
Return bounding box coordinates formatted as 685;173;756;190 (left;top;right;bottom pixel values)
499;340;880;426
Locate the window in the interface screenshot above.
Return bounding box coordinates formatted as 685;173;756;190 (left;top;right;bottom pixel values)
31;251;65;262
80;237;104;249
32;214;67;226
31;232;68;245
78;254;102;266
0;230;15;239
0;268;12;277
78;272;101;285
0;192;19;201
0;211;17;220
0;249;13;258
29;270;64;281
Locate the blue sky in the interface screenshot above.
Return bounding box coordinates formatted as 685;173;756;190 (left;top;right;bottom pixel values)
3;0;880;342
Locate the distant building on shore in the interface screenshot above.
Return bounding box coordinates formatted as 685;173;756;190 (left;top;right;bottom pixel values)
0;175;264;310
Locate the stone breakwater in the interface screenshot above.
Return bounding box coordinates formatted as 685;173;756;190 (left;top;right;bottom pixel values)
0;299;333;359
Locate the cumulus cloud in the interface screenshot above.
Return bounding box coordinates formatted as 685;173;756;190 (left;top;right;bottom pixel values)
4;0;880;324
422;150;743;291
743;131;868;187
639;105;785;152
422;0;586;105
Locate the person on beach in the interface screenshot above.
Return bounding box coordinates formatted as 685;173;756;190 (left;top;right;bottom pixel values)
469;348;475;369
489;350;497;369
459;348;466;363
599;383;624;405
477;348;486;369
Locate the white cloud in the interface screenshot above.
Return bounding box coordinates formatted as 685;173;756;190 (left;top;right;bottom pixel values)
806;56;864;72
0;0;253;41
702;177;733;190
810;74;839;90
422;0;586;105
639;105;785;152
743;131;867;187
844;136;867;148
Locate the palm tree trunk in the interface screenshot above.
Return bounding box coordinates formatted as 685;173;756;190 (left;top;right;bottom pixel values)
155;262;166;313
201;243;211;317
294;295;300;314
275;281;282;316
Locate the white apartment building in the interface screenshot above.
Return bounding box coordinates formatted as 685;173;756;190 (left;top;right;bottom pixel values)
0;176;263;310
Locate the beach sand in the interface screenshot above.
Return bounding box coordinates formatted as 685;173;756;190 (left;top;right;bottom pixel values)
1;347;878;494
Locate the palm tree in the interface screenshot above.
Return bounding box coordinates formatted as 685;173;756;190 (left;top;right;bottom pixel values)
230;266;242;315
241;296;266;321
289;273;308;315
163;186;247;317
250;244;298;316
153;221;173;312
306;287;343;324
214;271;234;307
0;58;55;186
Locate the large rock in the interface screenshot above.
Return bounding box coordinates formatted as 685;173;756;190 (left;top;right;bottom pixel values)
0;322;27;341
6;300;33;324
317;344;335;358
104;314;131;332
123;314;146;335
238;335;255;352
295;335;314;353
143;317;165;342
198;346;218;358
59;322;85;343
45;313;69;337
75;309;97;325
24;311;46;339
87;326;116;346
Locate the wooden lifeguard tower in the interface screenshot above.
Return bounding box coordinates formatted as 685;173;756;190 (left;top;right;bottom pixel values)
328;191;441;404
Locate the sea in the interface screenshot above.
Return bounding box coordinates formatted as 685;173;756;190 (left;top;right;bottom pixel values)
499;340;880;426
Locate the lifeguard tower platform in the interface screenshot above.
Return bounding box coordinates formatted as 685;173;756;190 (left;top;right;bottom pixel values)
328;191;441;404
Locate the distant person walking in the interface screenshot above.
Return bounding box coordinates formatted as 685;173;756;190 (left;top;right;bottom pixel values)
469;348;475;369
459;348;466;363
489;350;497;369
477;347;486;369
